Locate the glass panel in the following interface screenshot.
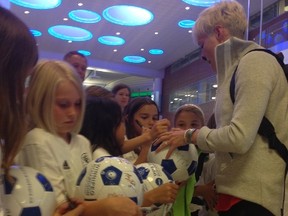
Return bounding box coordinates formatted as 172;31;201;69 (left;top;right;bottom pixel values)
169;75;217;112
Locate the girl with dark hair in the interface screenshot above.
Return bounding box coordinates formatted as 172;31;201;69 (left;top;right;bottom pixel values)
80;97;124;158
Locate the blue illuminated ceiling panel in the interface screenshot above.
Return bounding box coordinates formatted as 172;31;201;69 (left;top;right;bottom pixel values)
48;25;93;41
10;0;61;9
98;36;125;46
78;50;91;56
178;20;196;28
149;49;164;55
182;0;220;7
30;29;42;37
103;5;154;26
123;56;146;63
69;10;101;24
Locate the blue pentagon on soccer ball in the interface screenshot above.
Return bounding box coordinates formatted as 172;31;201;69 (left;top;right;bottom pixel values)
137;167;150;180
150;143;160;152
36;173;53;192
100;166;122;185
187;160;198;175
4;175;17;194
177;145;189;151
133;166;143;183
161;159;177;175
21;207;41;216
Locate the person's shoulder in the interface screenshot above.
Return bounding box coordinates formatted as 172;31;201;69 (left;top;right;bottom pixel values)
92;147;111;160
72;133;90;145
24;128;54;143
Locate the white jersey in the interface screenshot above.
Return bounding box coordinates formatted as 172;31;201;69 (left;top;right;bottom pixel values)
16;128;92;205
92;147;110;159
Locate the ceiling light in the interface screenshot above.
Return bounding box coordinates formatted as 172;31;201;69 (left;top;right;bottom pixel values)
113;49;117;52
78;50;91;56
63;17;68;21
182;0;220;7
185;7;190;10
103;5;154;26
178;20;195;28
149;49;164;55
24;10;30;14
30;29;42;37
154;32;159;35
78;2;83;6
123;56;146;63
48;25;93;41
98;36;125;46
69;10;101;23
116;32;121;35
141;48;144;51
10;0;61;9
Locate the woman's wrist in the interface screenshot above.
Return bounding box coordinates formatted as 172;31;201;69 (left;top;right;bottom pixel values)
184;128;196;144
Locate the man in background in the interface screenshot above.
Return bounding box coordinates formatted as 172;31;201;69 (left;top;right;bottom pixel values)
63;51;87;81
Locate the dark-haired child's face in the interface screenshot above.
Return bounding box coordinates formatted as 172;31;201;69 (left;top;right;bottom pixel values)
114;88;130;109
175;111;203;130
133;104;158;134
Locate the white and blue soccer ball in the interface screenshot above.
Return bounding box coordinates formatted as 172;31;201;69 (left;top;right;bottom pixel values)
76;156;144;205
3;165;56;216
136;162;173;191
136;163;174;215
147;143;198;182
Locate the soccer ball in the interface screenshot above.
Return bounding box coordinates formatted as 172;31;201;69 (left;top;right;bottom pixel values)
3;165;56;216
136;163;174;216
76;156;144;205
147;143;198;182
136;162;173;191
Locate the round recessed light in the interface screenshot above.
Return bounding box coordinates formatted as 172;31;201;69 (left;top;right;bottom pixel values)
182;0;220;7
149;49;164;55
48;25;93;41
69;10;101;23
78;50;91;56
123;56;146;63
98;36;125;46
178;20;195;28
30;29;42;37
103;5;154;26
10;0;61;9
